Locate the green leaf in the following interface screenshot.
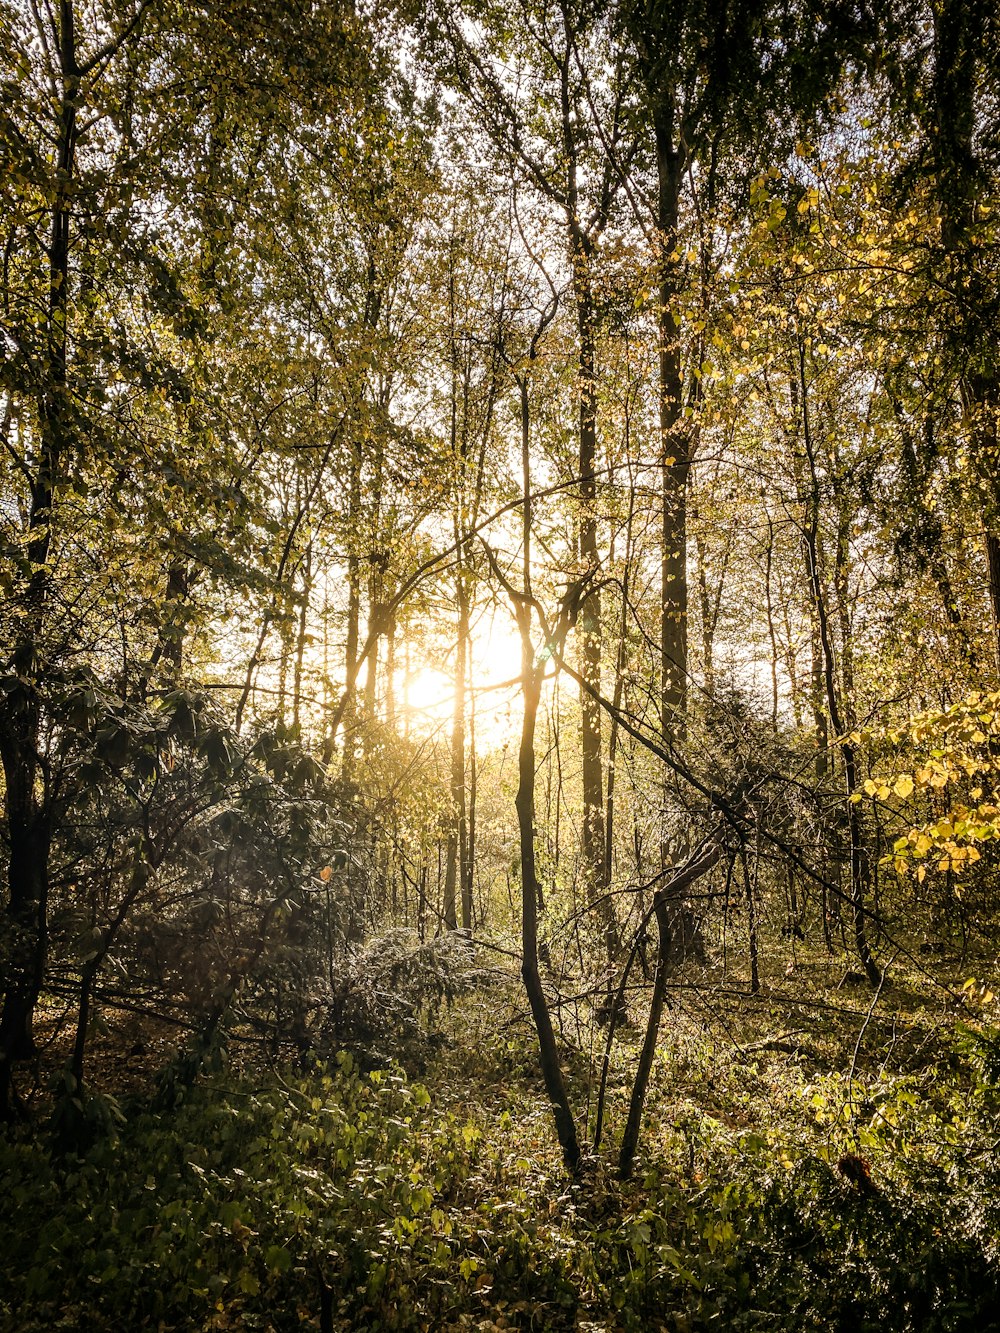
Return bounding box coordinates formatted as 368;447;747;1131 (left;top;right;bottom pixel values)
265;1245;292;1274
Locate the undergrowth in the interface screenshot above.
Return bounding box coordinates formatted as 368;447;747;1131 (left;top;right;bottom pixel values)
5;1008;1000;1331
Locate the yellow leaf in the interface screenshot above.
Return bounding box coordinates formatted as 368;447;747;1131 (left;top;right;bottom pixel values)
893;775;914;799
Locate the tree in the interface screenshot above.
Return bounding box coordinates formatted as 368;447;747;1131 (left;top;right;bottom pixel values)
429;0;632;925
0;0;406;1113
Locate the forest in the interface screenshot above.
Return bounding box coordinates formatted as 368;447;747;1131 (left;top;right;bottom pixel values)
3;0;1000;1327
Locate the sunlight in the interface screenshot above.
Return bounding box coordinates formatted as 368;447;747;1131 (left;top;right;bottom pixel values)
401;665;453;724
397;605;525;748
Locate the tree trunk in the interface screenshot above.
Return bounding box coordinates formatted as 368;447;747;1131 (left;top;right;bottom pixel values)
763;513;780;731
571;235;608;921
139;560;196;700
293;541;312;733
443;580;469;932
466;647;477;934
653;106;688;742
798;343;880;987
790;373;830;779
741;843;760;994
618;843;719;1178
517;648;581;1174
0;815;52;1115
0;0;78;1119
929;0;1000;660
513;370;580;1173
694;519;716;699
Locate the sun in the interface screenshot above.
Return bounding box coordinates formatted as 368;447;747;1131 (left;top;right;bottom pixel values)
400;665;454;725
396;605;525;748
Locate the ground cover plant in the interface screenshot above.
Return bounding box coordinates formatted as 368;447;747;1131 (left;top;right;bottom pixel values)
4;948;1000;1331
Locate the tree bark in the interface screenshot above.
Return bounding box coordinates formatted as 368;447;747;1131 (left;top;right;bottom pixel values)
571;232;608;923
798;343;880;987
443;581;469;932
652;101;689;742
928;0;1000;660
0;0;78;1118
517;648;581;1174
618;843;719;1179
511;370;580;1173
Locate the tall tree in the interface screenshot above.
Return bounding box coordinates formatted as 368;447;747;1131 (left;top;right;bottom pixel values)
0;0;393;1112
429;0;628;920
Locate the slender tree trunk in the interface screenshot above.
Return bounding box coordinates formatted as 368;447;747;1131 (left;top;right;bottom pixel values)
0;0;78;1119
138;560;196;700
618;843;719;1179
791;376;830;778
763;514;780;731
571;236;608;920
444;240;475;935
618;891;670;1179
443;581;468;933
605;580;629;894
513;370;580;1173
832;486;856;730
385;611;396;731
363;594;379;725
293;541;312;732
694;519;716;698
779;579;804;732
466;646;477;933
602;476;637;1013
277;621;290;720
653;108;688;743
741;843;760;994
517;647;580;1173
648;100;700;972
930;0;1000;660
798;344;880;987
340;442;363;767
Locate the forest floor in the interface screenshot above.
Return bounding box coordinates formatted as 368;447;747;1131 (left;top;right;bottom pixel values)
4;936;1000;1331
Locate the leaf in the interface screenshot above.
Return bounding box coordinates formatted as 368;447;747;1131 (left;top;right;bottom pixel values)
238;1270;260;1296
265;1245;292;1274
893;775;915;798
